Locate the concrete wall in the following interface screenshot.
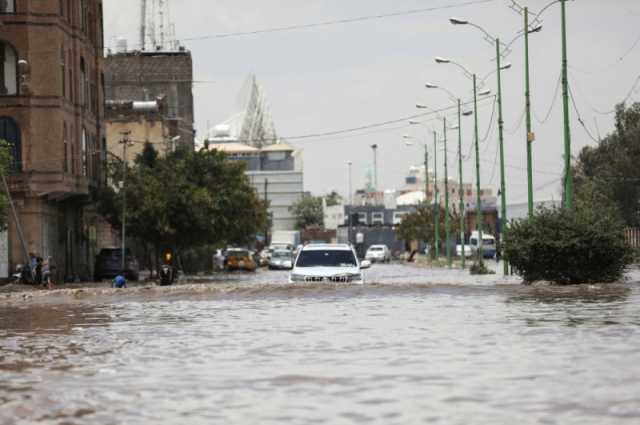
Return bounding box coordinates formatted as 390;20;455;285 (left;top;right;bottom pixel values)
247;170;304;232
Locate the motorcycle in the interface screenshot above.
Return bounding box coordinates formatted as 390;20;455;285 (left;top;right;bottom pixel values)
159;264;175;286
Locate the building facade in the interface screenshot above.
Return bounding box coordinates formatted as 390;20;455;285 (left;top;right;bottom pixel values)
104;49;194;149
0;0;106;278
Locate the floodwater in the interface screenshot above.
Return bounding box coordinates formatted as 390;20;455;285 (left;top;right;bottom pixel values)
1;264;640;424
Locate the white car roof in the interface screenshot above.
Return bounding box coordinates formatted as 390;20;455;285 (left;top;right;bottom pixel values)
300;243;352;251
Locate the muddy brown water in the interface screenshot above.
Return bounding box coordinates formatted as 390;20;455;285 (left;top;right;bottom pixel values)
1;264;639;424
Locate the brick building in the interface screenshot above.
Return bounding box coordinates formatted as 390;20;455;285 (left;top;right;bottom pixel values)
0;0;106;279
104;49;195;149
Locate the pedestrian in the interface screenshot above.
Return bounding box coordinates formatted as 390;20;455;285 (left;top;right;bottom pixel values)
43;256;57;290
35;257;43;287
112;274;127;289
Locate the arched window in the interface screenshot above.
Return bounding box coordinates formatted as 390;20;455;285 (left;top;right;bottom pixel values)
0;1;15;14
0;117;21;172
0;41;18;96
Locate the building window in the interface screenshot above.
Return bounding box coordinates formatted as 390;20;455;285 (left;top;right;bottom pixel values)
0;1;15;14
358;212;368;225
0;41;18;96
0;117;21;172
371;212;384;225
68;50;73;101
393;211;408;225
79;58;86;106
60;46;66;98
81;128;87;176
63;122;68;172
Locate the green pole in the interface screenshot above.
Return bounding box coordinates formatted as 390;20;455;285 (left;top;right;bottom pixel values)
561;0;573;209
525;7;534;218
496;38;508;275
444;117;451;268
424;144;429;203
473;74;483;262
457;99;466;269
433;130;440;259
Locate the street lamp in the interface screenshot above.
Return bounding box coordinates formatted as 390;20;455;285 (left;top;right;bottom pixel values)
425;83;473;269
347;161;353;245
449;19;512;274
436;57;485;263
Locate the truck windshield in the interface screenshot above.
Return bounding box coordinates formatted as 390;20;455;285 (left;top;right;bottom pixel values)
296;250;357;268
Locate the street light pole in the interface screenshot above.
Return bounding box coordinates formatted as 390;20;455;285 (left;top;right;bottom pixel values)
443;117;451;268
561;0;573;209
371;144;379;192
424;144;429;203
457;99;466;269
473;74;484;261
433;131;440;259
348;161;353;245
119;131;132;273
525;7;534;218
496;38;508;275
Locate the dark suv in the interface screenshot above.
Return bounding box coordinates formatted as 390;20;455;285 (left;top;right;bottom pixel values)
94;248;140;281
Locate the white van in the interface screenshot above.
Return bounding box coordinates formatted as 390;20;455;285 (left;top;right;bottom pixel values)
469;231;497;259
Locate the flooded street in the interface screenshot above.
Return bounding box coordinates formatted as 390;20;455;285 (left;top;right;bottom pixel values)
1;264;640;424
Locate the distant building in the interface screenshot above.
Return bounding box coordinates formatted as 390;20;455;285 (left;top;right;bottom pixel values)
206;76;304;232
105;97;175;163
104;48;195;149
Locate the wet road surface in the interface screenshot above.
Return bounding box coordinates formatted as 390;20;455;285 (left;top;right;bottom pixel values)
1;263;639;424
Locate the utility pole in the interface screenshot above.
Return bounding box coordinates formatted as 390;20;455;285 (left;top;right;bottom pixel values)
443;118;451;268
525;7;534;218
119;131;133;273
433;131;440;259
473;74;484;261
561;0;573;209
347;162;352;245
496;38;508;275
264;178;269;246
457;99;466;269
371;144;378;192
424;145;429;203
1;172;30;273
140;0;147;50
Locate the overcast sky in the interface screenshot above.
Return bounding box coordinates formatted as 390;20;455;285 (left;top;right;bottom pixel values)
104;0;640;204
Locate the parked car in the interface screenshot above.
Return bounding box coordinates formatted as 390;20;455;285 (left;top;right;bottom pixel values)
365;244;391;263
225;248;257;272
268;249;294;270
469;231;497;259
456;244;473;258
94;248;139;281
289;244;371;284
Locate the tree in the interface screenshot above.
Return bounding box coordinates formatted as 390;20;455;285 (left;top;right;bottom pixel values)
573;102;640;226
325;190;342;207
96;145;267;268
290;195;324;230
396;204;461;250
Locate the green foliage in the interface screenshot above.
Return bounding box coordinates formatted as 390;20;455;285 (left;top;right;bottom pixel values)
469;260;494;275
290;195;324;230
96;145;267;258
503;206;632;284
573;102;640;226
135;142;158;168
396;204;461;247
325;191;342;207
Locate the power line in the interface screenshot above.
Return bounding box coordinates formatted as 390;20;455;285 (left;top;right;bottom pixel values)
175;0;498;44
568;84;600;144
533;73;562;124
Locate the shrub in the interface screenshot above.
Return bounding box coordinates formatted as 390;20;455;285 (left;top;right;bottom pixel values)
503;206;632;284
469;260;494;275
